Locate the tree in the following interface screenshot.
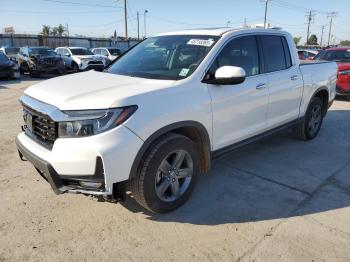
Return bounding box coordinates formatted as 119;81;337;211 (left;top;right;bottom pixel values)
293;36;302;46
56;24;66;36
340;40;350;46
41;25;50;36
50;27;58;36
307;34;318;45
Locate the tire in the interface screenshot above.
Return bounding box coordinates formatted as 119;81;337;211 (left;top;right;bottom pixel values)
29;70;40;78
130;133;200;213
294;97;324;140
20;63;28;74
72;62;79;73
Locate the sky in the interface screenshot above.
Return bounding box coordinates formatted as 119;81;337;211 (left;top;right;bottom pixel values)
1;0;350;44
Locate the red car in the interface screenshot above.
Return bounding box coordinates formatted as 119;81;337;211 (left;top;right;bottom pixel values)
314;47;350;98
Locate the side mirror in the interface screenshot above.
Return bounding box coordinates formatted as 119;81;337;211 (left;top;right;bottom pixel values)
204;66;246;85
65;53;71;57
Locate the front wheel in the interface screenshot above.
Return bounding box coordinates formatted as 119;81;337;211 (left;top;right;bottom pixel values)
294;97;324;140
130;133;200;213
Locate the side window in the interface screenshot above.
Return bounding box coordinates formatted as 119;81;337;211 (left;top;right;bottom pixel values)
94;49;101;55
281;36;292;68
101;49;108;56
56;48;62;55
208;35;260;78
261;35;287;72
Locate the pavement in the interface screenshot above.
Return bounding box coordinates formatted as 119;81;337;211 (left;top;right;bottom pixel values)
0;75;350;262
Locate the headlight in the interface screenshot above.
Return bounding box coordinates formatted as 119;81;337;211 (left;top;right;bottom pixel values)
339;70;350;75
58;106;137;138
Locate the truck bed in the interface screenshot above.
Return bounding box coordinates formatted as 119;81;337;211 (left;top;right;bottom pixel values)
299;60;333;66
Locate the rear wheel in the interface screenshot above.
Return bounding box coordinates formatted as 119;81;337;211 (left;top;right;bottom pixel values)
294;97;324;140
130;133;199;213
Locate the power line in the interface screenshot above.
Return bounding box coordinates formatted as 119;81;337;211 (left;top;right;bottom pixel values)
0;9;119;14
42;0;122;8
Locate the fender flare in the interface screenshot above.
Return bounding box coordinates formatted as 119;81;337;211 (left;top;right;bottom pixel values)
128;121;211;179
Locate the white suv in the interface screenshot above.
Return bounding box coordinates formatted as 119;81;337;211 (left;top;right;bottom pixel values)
16;28;337;213
55;47;105;72
91;47;123;61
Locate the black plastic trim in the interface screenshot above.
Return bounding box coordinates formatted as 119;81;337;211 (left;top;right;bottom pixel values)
15;137;106;194
128;121;211;179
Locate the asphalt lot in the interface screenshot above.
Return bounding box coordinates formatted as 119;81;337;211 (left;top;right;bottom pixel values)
1;75;350;262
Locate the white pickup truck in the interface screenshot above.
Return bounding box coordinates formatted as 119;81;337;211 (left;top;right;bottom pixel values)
16;28;337;213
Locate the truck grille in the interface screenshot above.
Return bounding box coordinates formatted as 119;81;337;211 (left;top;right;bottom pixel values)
23;107;57;149
88;61;103;65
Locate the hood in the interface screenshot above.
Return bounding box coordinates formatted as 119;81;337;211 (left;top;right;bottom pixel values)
336;62;350;71
74;55;102;60
24;70;176;110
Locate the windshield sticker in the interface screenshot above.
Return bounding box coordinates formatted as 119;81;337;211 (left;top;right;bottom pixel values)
179;68;190;77
187;39;215;47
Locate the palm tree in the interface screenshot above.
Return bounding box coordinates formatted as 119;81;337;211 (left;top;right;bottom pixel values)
50;27;58;36
57;24;65;36
41;25;50;36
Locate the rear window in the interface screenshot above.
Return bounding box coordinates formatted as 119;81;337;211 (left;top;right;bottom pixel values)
261;35;289;73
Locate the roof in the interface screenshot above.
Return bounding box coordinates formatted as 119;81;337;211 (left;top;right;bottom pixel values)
68;47;88;49
326;47;350;51
156;27;285;37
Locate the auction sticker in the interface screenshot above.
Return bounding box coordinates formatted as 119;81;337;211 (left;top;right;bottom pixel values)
187;39;215;47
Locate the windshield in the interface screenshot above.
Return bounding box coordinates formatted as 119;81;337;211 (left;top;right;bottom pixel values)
71;48;94;55
107;35;220;80
107;48;121;55
5;47;19;55
29;48;56;56
314;49;350;62
0;53;9;61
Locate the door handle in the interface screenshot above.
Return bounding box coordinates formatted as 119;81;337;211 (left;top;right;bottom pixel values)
256;83;267;90
291;75;298;81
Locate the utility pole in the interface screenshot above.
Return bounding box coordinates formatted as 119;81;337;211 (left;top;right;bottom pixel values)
320;25;325;47
66;23;69;37
263;0;269;28
144;10;148;38
327;12;337;47
137;11;140;40
244;17;247;27
305;10;316;45
124;0;128;39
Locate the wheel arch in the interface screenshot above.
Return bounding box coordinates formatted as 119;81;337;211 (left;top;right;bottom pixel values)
128;121;212;180
311;87;329;116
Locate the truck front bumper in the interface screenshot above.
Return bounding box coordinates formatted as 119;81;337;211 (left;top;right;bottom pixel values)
16;137;107;195
15;125;144;196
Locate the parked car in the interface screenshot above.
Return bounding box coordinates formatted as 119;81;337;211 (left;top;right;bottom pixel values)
0;47;20;62
91;47;123;61
55;47;105;72
16;28;337;213
17;47;65;77
297;49;319;60
0;52;20;79
314;47;350;98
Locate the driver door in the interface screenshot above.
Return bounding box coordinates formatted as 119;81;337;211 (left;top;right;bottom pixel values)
204;35;269;151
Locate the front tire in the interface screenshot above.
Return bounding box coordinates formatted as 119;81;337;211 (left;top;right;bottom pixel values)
294;97;324;140
130;133;200;213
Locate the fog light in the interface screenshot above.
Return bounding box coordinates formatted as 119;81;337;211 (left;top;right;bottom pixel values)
79;181;103;188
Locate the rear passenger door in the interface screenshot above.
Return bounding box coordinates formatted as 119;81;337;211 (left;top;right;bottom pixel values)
259;35;303;128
